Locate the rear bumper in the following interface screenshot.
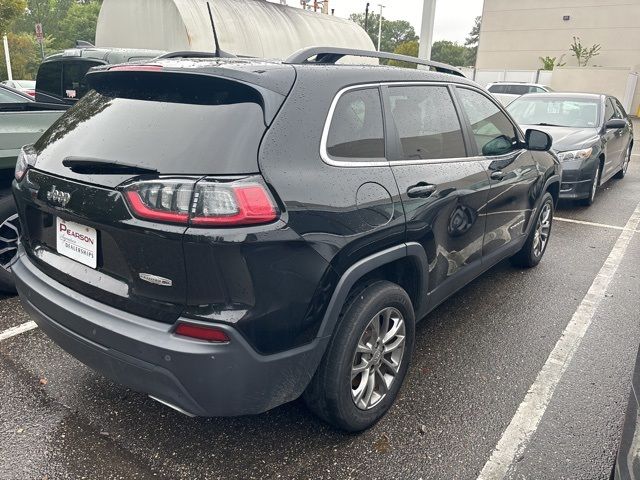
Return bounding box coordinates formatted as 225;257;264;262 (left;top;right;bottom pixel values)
13;250;328;417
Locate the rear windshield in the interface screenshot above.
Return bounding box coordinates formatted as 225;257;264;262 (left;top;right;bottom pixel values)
34;73;266;174
36;60;102;103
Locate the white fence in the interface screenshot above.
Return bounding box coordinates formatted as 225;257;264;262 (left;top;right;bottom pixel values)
463;67;639;114
463;69;553;88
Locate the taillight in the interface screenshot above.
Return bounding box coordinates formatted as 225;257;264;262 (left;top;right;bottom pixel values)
124;179;192;224
174;323;230;343
15;146;37;182
191;181;277;226
25;89;36;97
122;177;278;227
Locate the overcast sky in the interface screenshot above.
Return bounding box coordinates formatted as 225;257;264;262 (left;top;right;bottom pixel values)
277;0;485;44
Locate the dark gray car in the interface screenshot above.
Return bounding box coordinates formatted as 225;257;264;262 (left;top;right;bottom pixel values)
615;346;640;479
508;92;634;206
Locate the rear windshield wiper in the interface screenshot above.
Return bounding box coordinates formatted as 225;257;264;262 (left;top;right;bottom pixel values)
62;158;159;175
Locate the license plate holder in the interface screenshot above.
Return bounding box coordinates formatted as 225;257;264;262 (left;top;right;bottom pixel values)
56;218;98;268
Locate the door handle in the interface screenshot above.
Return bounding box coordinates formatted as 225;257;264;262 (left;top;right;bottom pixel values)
490;170;505;181
407;183;437;198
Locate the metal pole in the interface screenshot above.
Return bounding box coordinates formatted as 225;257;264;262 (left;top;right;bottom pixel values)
377;4;385;52
364;3;370;31
3;35;12;81
418;0;437;60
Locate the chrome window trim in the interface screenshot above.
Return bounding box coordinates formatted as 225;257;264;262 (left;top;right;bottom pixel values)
320;82;388;168
320;80;521;168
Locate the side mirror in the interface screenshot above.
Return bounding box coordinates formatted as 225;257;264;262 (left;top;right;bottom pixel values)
525;129;553;152
605;118;626;130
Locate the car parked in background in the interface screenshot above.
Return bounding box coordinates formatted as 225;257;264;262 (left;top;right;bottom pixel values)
0;46;168;293
0;84;68;292
12;47;560;431
487;82;554;106
35;46;165;105
614;345;640;479
508;93;633;206
1;80;36;98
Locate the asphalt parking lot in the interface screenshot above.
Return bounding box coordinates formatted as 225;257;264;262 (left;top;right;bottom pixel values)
1;133;639;480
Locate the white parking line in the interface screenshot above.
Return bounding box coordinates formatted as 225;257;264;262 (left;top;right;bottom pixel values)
478;200;640;480
0;321;38;342
555;217;637;232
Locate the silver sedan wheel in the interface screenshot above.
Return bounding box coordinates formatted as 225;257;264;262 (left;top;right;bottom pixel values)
351;307;406;410
532;202;552;258
0;214;20;271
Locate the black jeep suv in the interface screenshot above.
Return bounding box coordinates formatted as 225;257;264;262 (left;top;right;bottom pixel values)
12;48;560;432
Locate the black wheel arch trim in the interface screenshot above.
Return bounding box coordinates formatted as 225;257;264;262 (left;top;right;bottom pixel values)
315;242;429;339
544;174;561;204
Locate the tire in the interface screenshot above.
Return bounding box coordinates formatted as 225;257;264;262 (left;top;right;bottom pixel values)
582;165;601;207
614;143;632;180
511;192;554;269
303;281;415;432
0;194;20;294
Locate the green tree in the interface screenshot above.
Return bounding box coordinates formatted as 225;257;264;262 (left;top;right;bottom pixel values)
389;40;418;68
0;32;43;79
0;0;27;33
464;16;481;66
465;16;481;47
349;12;418;53
539;55;566;70
431;40;473;67
56;0;101;47
570;36;601;67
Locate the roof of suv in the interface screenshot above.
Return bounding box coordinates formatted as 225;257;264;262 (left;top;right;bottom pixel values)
42;47;166;65
89;57;478;96
488;82;548;87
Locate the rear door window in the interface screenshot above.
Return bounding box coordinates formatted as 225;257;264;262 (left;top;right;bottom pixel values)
488;85;506;94
388;85;466;160
326;88;385;160
508;85;530;95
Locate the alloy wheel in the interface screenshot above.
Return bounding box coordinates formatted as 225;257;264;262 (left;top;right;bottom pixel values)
351;307;406;410
532;202;552;258
0;214;20;271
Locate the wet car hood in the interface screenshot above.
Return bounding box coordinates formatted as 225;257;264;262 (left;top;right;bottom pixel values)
521;125;600;152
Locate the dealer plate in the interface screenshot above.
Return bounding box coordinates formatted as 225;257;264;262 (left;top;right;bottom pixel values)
56;218;97;268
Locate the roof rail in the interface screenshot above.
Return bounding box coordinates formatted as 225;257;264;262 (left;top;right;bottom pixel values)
285;47;465;77
157;50;237;60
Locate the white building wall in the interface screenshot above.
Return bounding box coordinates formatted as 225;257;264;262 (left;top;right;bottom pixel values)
476;0;640;70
